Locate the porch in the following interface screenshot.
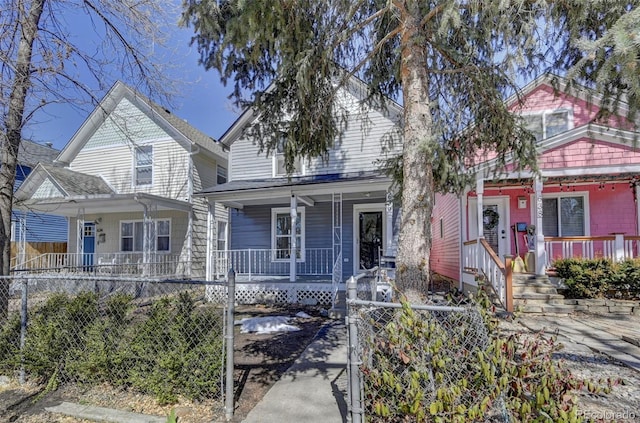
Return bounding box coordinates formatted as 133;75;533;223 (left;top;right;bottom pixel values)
462;234;640;312
12;252;194;279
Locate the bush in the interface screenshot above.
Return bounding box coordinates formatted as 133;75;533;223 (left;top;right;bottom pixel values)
360;291;617;422
554;258;640;299
3;290;224;405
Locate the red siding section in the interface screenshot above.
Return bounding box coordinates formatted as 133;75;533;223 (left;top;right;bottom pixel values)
539;138;640;169
431;193;461;281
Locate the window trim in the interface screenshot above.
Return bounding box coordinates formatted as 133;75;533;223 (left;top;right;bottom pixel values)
119;218;171;252
133;145;153;186
216;220;228;252
270;207;306;261
521;108;574;141
534;191;590;237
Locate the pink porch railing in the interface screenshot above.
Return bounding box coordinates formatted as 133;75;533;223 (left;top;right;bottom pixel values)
544;234;640;265
213;248;333;280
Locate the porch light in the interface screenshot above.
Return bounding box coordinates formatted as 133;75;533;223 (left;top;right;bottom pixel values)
517;197;527;209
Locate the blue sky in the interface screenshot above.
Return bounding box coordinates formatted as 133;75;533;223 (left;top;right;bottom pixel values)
22;7;241;151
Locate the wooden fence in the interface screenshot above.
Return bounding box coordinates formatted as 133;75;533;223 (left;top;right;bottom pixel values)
10;242;67;260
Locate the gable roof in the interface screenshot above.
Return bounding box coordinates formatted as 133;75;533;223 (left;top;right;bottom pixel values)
14;164;114;201
218;73;403;147
55;81;227;165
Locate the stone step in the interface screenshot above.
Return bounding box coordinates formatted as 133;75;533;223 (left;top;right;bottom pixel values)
516;303;576;314
512;283;559;295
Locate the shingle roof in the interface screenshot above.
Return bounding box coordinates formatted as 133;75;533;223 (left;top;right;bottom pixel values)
41;165;114;196
198;171;386;195
18;140;59;167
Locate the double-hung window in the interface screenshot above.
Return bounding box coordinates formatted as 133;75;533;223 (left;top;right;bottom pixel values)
121;219;171;252
134;145;153;186
274;135;302;176
271;207;305;260
523;109;572;141
542;195;586;237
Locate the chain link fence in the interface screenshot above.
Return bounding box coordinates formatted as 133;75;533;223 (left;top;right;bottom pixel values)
0;274;235;418
346;274;508;422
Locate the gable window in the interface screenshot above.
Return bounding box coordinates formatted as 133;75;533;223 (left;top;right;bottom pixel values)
134;145;153;185
271;207;305;261
523;109;571;141
542;195;586;237
120;219;171;252
217;165;227;184
274;135;302;176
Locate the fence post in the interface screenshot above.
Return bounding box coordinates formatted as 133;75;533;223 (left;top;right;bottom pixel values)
503;255;514;313
19;278;28;384
346;276;363;423
225;268;236;421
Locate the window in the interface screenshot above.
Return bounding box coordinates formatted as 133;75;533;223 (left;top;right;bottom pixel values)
120;219;170;252
523;109;571;141
217;165;227;184
274;135;302;176
542;196;585;236
134;145;153;185
271;207;305;260
217;221;228;251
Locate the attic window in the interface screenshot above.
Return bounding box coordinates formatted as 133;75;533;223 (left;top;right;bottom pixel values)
522;109;571;141
134;145;153;185
217;165;227;184
274;135;302;176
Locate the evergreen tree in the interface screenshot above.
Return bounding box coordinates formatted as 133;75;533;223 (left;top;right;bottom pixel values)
181;0;640;294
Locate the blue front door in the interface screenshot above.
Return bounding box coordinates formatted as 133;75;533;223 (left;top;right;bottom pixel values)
83;223;96;268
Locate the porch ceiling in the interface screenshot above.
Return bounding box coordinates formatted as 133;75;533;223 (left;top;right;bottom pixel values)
16;193;191;217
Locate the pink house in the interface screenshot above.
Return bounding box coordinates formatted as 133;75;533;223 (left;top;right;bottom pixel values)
431;74;640;303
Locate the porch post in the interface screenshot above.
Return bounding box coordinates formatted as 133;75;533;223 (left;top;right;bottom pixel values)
141;202;150;277
385;191;394;256
476;178;484;239
77;208;85;269
636;184;640;236
206;202;213;281
18;213;26;270
533;177;546;276
290;194;297;282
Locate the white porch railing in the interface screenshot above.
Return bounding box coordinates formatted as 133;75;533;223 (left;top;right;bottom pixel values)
213;248;333;280
462;239;509;308
544;234;640;265
13;252;190;278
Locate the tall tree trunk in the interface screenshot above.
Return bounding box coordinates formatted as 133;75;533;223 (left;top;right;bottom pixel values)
0;0;45;318
395;2;434;297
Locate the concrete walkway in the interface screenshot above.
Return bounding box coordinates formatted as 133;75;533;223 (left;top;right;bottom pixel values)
241;321;348;423
516;313;640;372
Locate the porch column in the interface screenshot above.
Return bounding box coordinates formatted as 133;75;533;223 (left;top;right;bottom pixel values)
533;176;546;276
636;184;640;236
476;178;484;240
141;202;151;277
77;208;85;268
17;213;26;270
290;194;297;282
206;202;214;281
385;191;394;256
476;178;484;275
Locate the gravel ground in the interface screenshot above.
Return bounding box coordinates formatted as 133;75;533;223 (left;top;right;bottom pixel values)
499;315;640;423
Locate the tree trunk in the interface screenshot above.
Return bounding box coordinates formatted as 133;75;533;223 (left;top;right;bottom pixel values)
394;3;434;297
0;0;45;318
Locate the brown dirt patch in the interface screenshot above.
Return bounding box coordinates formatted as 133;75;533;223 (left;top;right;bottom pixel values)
1;304;328;423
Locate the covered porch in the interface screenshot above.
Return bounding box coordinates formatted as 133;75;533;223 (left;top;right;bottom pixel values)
199;172;399;304
14;192;197;279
